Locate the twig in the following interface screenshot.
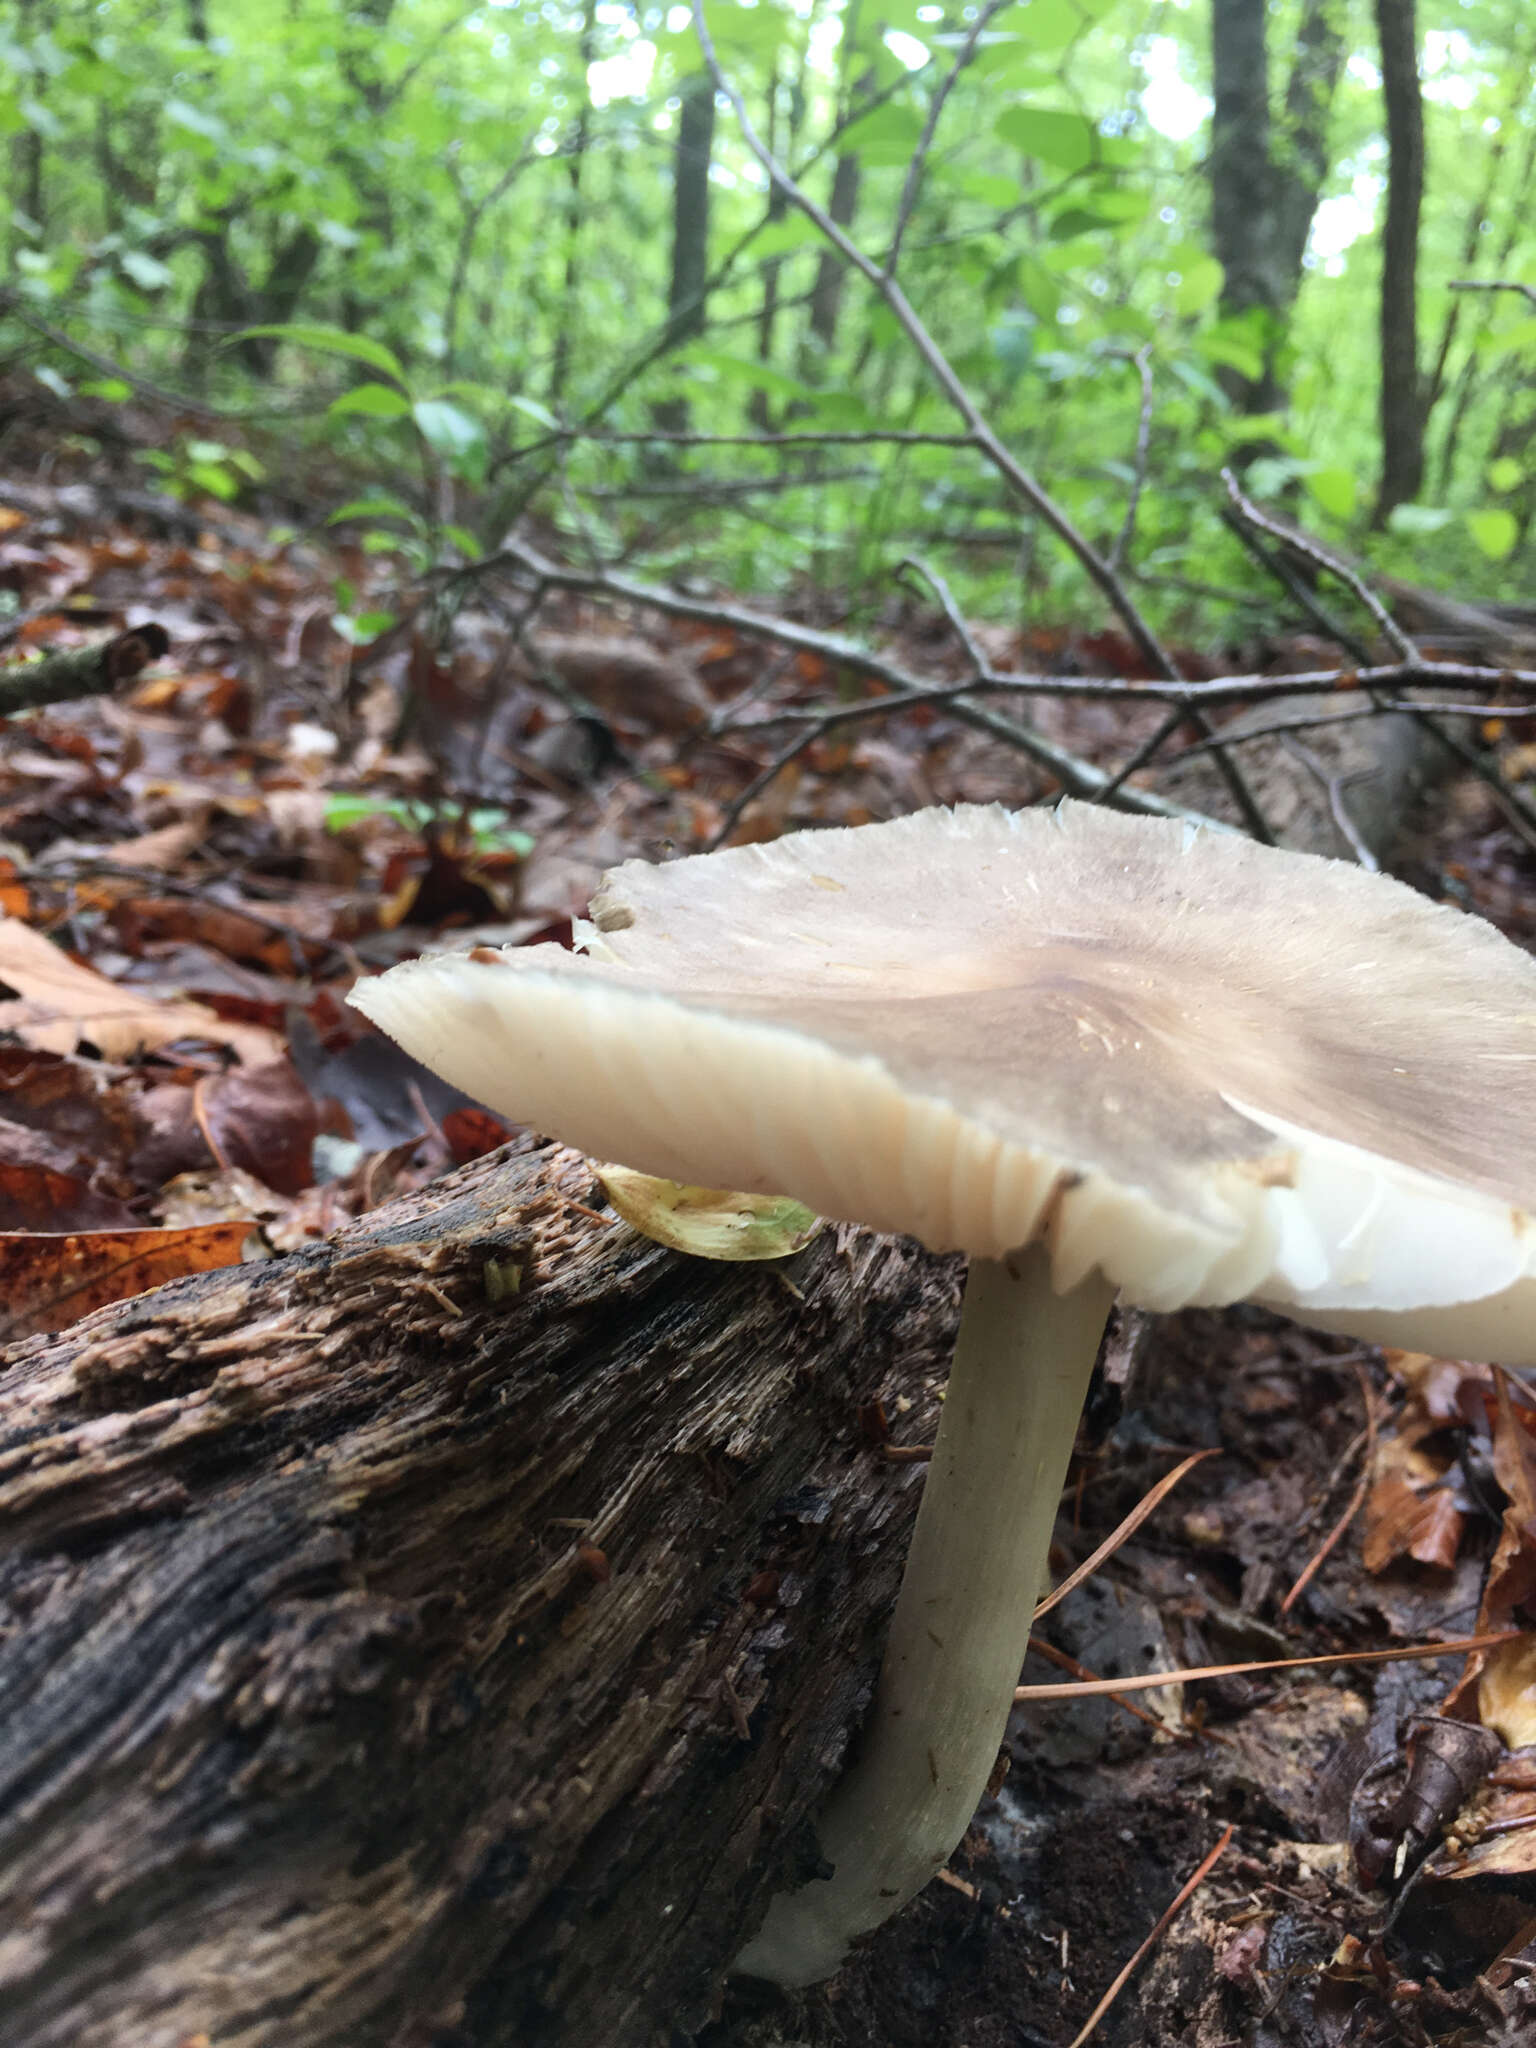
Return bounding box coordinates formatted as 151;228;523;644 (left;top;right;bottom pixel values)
1015;1629;1518;1702
690;0;1176;686
1024;1637;1167;1734
895;555;987;674
1093;705;1189;805
1064;1827;1235;2048
0;624;170;717
1033;1450;1217;1623
1219;470;1536;845
575;427;976;449
1221;469;1418;662
705;725;822;851
1109;344;1154;573
486;535;1231;830
1282;737;1381;869
1281;1361;1378;1615
886;0;1012;278
1448;278;1536;310
1218;506;1375;666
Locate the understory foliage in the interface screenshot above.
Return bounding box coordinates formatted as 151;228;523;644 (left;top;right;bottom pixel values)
2;0;1535;629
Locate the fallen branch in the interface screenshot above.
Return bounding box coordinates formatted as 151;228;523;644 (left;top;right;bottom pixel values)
0;623;170;717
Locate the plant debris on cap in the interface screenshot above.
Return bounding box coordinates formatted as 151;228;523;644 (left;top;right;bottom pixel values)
349;801;1536;1356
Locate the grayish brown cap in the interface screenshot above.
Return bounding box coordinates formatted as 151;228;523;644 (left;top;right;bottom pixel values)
348;802;1536;1361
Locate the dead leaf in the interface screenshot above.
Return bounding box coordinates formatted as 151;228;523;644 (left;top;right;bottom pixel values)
0;915;281;1064
1480;1635;1536;1749
0;1221;257;1339
106;809;214;871
1362;1473;1465;1573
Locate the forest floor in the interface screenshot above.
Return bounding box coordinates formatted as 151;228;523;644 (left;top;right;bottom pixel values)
2;418;1535;2047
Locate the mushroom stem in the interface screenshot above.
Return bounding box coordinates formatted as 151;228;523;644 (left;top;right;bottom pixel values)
734;1245;1115;1987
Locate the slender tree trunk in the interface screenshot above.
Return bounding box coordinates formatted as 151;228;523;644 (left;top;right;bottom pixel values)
10;0;46;249
1373;0;1426;523
1207;0;1343;417
546;0;596;408
807;149;861;354
650;73;716;433
666;74;716;347
750;65;791;431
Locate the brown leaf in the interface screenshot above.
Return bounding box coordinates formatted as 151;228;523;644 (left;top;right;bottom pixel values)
132;1060;319;1196
1479;1635;1536;1749
0;1221;256;1340
1362;1474;1466;1573
0;915;282;1064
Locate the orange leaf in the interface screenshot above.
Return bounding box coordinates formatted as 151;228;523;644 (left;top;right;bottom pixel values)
0;1221;256;1340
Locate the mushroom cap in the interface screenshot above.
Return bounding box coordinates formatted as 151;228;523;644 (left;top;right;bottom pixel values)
349;802;1536;1360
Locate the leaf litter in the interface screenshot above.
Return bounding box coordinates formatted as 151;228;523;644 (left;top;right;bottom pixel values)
3;464;1536;2043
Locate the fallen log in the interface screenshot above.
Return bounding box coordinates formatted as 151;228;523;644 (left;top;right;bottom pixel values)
0;1138;958;2048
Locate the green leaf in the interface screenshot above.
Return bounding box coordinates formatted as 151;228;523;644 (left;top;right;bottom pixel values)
164;98;229;146
595;1165;823;1263
237;323;406;383
412;396;485;462
1487;456;1523;494
509;392;558;429
1169;249;1223;316
1387;502;1455;536
1302;465;1357;521
838;101;925;167
679;348;815;400
329;381;413;419
994;105;1098;171
1467;507;1519;560
995;0;1097;50
79;377;131;402
328;494;417;524
752;214;826;261
120;249;175;290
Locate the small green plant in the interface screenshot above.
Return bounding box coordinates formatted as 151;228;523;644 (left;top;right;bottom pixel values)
322;792;535;858
136;437;264;503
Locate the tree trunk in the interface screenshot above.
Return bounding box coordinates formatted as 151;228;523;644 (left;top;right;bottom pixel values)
666;73;716;348
806;150;861;356
0;1138;958;2048
546;0;596;408
1207;0;1343;417
650;74;717;436
1373;0;1427;524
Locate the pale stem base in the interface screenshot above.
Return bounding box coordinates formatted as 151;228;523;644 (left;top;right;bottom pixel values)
733;1246;1115;1987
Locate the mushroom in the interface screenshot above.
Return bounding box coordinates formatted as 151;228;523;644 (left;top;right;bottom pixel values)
348;800;1536;1986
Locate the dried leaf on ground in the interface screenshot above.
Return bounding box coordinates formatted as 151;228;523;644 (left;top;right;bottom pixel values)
0;915;281;1063
0;1220;258;1339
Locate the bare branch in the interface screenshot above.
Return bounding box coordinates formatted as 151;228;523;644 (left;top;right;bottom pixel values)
1448;278;1536;310
894;556;987;676
484;536;1230;829
689;1;1175;684
1221;468;1418;662
692;4;1277;843
886;0;1012;278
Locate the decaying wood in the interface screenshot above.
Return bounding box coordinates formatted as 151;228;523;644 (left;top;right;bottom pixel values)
0;1138;959;2048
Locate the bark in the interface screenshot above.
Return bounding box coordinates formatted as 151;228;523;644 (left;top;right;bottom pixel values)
807;150;861;354
0;1138;958;2048
1374;0;1427;524
1207;0;1343;415
666;74;717;348
650;75;717;436
546;0;596;407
